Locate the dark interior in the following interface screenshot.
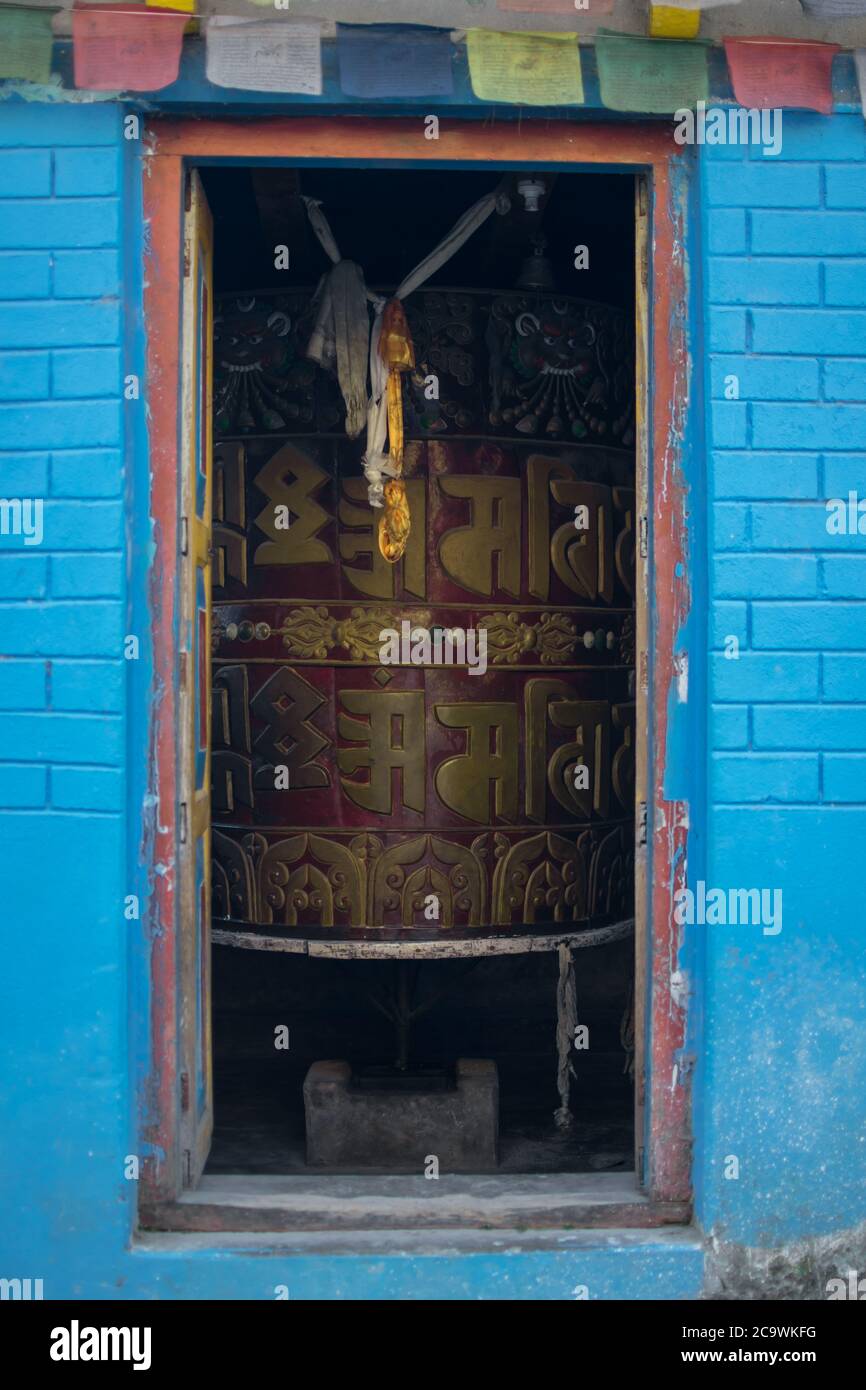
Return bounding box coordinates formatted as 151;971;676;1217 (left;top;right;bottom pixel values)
202;165;635;307
202;164;636;1176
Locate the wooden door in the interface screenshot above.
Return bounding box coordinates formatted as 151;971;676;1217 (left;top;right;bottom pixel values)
178;171;214;1186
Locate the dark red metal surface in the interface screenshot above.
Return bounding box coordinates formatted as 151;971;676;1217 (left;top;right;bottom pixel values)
211;294;636;937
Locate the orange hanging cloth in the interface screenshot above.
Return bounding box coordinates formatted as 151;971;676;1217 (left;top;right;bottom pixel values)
377;298;415;564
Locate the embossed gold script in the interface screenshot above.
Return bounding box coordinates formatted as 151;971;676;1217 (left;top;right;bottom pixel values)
253;448;333;567
434;703;519;823
438;476;521;597
337;690;425;815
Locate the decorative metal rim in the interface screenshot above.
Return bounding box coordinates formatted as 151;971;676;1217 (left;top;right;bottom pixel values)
212;916;634;959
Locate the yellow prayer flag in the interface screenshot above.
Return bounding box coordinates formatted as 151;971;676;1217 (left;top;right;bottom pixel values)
467;30;584;107
649;5;701;39
146;0;195;12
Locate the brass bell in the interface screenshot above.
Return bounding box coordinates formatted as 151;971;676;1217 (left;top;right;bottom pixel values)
516;234;556;292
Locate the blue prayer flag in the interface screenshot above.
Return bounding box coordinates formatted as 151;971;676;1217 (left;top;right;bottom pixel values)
337;25;455;99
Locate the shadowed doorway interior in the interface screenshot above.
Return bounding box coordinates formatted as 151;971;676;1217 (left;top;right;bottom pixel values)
201;164;637;1176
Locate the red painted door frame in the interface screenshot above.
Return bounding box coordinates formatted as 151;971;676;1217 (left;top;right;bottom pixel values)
140;116;693;1210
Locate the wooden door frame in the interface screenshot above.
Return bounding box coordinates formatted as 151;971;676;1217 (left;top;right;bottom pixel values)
140;116;694;1214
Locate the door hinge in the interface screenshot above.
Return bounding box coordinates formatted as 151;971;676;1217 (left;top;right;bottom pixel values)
637;801;648;848
182;1149;192;1187
180;515;189;556
183;238;191;279
179;802;188;845
180;1071;190;1113
637;176;649;217
639;514;648;558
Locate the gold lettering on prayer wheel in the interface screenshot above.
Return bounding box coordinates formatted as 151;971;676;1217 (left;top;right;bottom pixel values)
210;287;635;939
438;476;522;597
434;703;520;824
337;690;426;816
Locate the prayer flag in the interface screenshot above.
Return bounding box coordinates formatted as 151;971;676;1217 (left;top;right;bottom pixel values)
595;30;709;113
724;37;839;116
467;30;584;106
205;18;323;95
649;6;701;40
147;0;194;13
0;7;54;83
337;25;454;98
799;1;866;17
72;3;186;92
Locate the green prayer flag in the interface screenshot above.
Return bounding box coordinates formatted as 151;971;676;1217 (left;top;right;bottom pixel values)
595;30;709;115
0;7;54;84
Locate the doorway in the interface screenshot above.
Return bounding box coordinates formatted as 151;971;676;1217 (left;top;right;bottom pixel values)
200;164;636;1177
140;116;693;1222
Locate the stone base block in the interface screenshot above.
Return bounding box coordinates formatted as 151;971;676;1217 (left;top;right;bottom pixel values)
303;1059;498;1172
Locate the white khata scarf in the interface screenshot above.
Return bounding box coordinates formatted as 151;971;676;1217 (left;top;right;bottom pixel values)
303;187;505;504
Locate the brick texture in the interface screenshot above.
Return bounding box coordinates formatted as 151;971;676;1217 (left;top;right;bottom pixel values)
704;117;866;807
0;106;126;818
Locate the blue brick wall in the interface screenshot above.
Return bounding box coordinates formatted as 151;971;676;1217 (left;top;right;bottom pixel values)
697;113;866;1247
2;91;866;1298
0;105;125;811
0;104;135;1277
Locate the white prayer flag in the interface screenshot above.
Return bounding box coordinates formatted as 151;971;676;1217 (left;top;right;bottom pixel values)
205;18;323;95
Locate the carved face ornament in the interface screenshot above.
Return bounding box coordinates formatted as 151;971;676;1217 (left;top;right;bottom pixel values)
515;310;598;379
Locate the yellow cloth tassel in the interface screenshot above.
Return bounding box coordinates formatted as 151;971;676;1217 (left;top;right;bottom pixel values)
379;478;412;565
649;5;701;39
385;368;406;472
377;299;416;564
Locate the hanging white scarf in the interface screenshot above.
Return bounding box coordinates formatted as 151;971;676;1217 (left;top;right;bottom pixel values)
306;258;370;440
303;187;506;504
303;197;373;440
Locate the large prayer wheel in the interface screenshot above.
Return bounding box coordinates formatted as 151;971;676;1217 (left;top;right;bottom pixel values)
210;288;635;940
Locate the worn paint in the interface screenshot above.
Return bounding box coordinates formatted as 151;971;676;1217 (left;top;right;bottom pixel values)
141;141;184;1201
644;145;695;1207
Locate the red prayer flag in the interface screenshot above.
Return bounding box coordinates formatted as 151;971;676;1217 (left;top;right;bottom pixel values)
73;2;187;92
723;37;839;116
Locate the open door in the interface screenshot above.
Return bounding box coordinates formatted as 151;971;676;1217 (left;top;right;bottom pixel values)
178;170;214;1187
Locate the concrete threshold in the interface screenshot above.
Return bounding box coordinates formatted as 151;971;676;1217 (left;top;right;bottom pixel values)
141;1171;691;1234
